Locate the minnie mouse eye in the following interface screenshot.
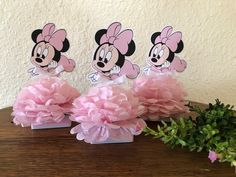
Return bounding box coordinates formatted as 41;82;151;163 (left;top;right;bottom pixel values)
99;49;105;59
104;52;112;64
153;47;158;57
37;47;41;56
105;52;112;61
42;49;48;59
159;49;164;57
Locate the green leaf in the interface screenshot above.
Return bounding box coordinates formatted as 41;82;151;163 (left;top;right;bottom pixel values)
144;99;236;167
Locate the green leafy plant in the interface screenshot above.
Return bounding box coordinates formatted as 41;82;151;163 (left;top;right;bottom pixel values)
144;99;236;166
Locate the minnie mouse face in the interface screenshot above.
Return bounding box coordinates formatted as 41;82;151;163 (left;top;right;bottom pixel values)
31;41;56;67
148;31;184;68
93;43;120;76
148;43;171;67
31;29;69;69
93;28;135;76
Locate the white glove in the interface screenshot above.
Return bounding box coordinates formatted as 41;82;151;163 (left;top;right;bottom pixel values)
162;61;170;68
88;72;100;83
143;67;150;74
48;60;58;69
28;67;39;76
110;65;121;74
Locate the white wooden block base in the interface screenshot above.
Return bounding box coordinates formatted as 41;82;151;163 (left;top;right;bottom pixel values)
31;116;71;130
90;134;134;144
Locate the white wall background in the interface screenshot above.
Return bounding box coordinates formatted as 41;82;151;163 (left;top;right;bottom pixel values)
0;0;236;108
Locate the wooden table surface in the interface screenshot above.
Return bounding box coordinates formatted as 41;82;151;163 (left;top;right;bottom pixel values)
0;104;235;177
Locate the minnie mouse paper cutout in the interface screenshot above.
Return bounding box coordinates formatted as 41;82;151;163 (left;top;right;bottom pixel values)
88;22;140;82
144;26;187;74
28;23;76;76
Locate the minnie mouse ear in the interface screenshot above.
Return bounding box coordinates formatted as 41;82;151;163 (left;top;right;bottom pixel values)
175;40;184;53
125;40;136;56
31;29;42;43
60;38;70;52
95;29;107;45
151;32;161;44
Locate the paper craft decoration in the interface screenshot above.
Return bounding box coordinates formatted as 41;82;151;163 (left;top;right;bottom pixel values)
12;23;80;129
132;75;188;121
132;26;188;121
28;23;76;76
144;26;187;74
70;84;146;144
88;22;140;83
12;77;80;129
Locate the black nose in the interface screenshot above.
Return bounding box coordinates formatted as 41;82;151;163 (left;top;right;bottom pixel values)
35;58;43;63
97;62;105;68
151;58;157;62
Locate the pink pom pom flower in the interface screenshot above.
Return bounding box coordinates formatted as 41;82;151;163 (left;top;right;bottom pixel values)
70;85;146;144
132;75;188;121
12;76;80;127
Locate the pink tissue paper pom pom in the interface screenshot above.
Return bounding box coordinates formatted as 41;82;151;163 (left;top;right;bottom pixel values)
12;76;80;127
132;75;188;121
70;85;146;144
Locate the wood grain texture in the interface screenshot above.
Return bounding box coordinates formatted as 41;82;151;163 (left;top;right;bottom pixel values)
0;103;235;177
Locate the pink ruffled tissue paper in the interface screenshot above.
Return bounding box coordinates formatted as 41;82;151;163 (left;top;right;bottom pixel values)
12;76;80;129
70;84;146;144
132;75;188;121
